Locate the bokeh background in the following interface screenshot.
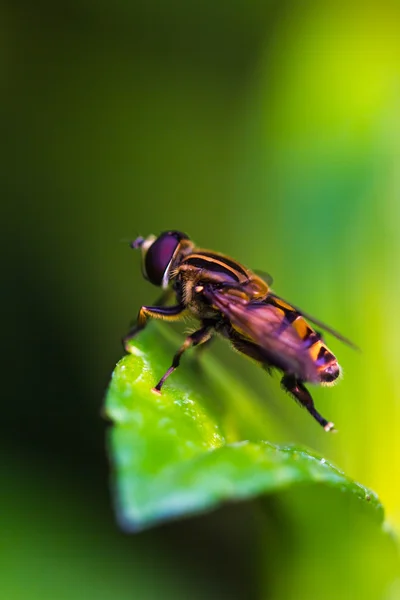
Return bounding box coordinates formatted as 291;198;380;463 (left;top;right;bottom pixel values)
2;1;400;598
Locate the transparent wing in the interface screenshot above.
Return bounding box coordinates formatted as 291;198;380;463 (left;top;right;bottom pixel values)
270;294;360;351
202;287;320;383
253;270;274;286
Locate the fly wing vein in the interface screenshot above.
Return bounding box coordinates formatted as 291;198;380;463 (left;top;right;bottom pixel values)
203;287;319;382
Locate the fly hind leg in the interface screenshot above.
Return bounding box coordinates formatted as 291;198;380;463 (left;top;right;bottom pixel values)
281;374;335;432
152;325;212;394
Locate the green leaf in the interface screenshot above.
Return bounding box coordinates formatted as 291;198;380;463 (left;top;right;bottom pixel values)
105;324;382;531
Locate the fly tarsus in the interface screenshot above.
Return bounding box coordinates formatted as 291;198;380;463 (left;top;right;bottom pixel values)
152;325;212;393
281;374;335;432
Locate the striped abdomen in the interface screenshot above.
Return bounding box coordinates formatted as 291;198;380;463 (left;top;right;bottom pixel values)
268;295;341;386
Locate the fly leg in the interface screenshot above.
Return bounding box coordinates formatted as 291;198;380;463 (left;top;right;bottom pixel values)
152;326;212;394
127;290;175;328
281;374;335;432
194;334;214;358
123;299;185;351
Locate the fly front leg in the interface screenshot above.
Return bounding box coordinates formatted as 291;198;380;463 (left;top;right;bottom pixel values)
127;290;175;328
152;325;212;394
281;374;335;432
123;303;185;351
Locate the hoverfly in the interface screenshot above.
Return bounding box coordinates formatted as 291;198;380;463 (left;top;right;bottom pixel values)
124;230;357;431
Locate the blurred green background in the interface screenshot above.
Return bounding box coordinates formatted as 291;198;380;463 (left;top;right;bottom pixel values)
3;1;400;598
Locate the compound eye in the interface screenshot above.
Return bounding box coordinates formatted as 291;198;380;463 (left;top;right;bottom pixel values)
144;231;187;286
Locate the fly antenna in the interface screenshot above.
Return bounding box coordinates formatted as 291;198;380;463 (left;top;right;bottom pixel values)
130;236;145;249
